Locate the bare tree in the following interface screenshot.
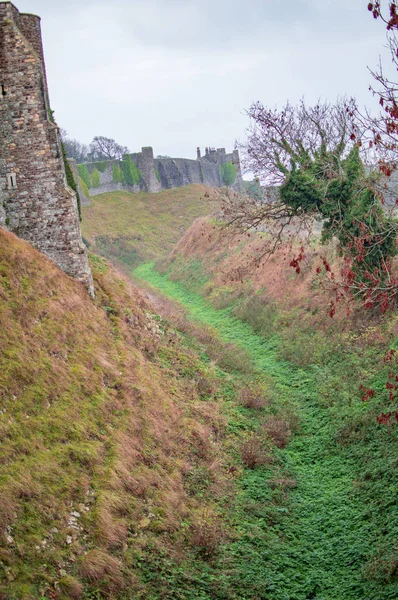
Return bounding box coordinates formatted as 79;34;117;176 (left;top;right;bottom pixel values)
89;136;129;161
60;130;90;164
224;97;360;236
242;97;358;186
360;3;398;164
221;97;397;309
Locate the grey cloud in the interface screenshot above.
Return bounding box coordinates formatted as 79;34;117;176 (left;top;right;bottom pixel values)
13;0;392;161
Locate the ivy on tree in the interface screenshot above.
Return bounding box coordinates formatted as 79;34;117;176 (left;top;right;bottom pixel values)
223;97;397;310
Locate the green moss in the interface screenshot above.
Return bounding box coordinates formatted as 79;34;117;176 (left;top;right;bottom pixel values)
220;161;237;186
79;176;90;199
93;161;108;173
91;168;101;188
78;164;91;190
62;142;81;221
121;155;142;186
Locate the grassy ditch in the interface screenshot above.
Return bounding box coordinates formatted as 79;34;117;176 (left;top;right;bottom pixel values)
0;231;288;599
81;185;218;269
134;261;398;600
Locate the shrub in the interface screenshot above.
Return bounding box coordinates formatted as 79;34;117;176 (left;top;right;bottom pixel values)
112;163;124;184
197;375;217;397
215;342;254;374
78;163;91;189
239;383;271;409
241;433;270;469
262;416;291;449
155;167;161;182
189;512;225;558
233;293;278;337
94;160;108;173
121;154;141;186
91;168;101;188
220;161;237;186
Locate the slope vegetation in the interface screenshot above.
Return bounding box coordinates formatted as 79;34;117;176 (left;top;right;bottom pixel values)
133;218;398;598
0;228;301;599
81;185;218;270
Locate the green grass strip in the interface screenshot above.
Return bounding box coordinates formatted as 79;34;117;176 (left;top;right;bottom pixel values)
134;261;397;600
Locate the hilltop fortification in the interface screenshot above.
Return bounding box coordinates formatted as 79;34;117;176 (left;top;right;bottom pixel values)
0;2;93;293
76;145;243;203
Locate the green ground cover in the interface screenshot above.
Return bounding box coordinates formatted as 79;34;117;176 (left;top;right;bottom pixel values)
134;261;398;600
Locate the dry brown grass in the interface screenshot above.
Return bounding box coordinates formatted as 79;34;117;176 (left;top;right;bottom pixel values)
78;549;125;590
59;575;84;599
0;490;17;535
262;416;292;449
238;384;271;410
241;434;272;469
166;217;391;334
0;228;242;597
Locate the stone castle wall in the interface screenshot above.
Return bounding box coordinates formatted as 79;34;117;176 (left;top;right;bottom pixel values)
0;2;93;294
78;146;243;201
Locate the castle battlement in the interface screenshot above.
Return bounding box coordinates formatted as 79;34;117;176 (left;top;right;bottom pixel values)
75;145;243;201
0;2;94;294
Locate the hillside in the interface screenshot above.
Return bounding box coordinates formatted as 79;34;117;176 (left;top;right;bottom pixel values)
0;227;304;599
81;185;218;270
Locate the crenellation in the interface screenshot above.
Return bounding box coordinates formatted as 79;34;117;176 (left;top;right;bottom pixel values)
141;146;162;193
77;144;243;197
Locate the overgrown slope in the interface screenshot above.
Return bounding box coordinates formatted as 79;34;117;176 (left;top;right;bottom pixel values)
81;185;218;269
0;228;302;599
3;193;398;599
133;217;398;597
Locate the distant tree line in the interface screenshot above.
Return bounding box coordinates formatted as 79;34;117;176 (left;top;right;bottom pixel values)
60;130;130;163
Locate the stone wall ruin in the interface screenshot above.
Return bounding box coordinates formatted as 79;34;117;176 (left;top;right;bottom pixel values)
77;145;243;202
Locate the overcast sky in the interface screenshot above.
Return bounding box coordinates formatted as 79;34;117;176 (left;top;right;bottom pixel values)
15;0;393;160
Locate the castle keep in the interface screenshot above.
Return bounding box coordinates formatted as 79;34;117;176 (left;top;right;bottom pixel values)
0;2;93;293
77;146;243;203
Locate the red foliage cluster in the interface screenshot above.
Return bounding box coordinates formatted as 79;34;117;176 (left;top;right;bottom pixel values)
368;1;398;29
379;162;394;177
376;411;398;424
384;348;398;401
328;300;336;318
289;247;305;274
359;383;376;402
360;349;398;426
337;249;397;313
